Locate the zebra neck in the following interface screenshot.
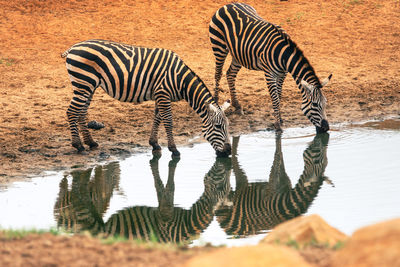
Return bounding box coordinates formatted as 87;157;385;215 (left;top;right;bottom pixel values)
180;66;215;117
283;45;321;89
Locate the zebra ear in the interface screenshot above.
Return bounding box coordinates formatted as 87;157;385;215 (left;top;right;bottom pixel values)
321;74;332;87
301;80;312;96
207;103;219;113
220;100;231;112
301;80;312;89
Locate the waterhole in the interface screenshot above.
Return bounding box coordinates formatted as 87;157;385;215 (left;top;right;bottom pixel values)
1;119;399;246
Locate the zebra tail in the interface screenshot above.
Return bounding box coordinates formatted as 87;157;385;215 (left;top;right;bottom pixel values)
61;47;72;58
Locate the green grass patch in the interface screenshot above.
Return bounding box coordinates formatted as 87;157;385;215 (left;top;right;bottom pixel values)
332;241;346;250
284;12;305;25
0;228;61;240
273;237;347;250
0;58;16;66
100;235;131;245
285;239;300;249
348;0;363;5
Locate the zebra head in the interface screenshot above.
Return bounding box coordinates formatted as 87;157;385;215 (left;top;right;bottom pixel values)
202;101;231;157
300;74;332;133
204;157;232;205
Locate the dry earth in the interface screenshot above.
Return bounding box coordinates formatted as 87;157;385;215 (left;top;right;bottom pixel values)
0;0;399;265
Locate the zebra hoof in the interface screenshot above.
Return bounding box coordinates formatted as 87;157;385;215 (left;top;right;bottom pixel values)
150;153;161;162
274;123;283;132
73;143;85;153
152;144;162;151
152;149;162;158
171;150;181;158
169;157;180;167
88;141;99;149
234;108;244;115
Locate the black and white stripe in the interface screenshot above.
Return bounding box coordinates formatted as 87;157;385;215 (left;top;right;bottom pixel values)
62;39;231;156
54;162;120;234
209;3;331;133
215;133;330;236
105;156;231;243
54;156;231;243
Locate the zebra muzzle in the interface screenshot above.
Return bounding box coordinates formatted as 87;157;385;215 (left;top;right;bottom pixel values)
316;119;329;133
216;143;232;158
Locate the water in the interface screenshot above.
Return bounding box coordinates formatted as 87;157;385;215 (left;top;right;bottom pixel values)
1;120;399;246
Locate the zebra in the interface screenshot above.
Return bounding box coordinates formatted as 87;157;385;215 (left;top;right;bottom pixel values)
54;155;231;243
209;3;332;133
61;39;231;157
215;133;330;236
54;162;120;234
104;156;231;243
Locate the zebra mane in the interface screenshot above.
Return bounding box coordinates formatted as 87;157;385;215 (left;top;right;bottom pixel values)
274;25;321;87
181;61;215;105
274;24;291;42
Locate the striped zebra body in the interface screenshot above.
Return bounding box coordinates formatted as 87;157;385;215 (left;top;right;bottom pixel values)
209;3;331;133
62;39;231;156
216;133;329;236
105;203;213;243
105;157;231;243
54;162;120;234
54;156;231;243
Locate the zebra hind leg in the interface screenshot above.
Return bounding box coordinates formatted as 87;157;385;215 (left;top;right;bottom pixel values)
67;104;85;152
78;94;98;149
149;107;162;157
67;88;95;152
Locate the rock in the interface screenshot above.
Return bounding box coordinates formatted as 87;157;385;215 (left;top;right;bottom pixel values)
262;214;348;247
184;244;311;267
18;146;40;153
98;151;110;160
331;218;400;267
87;120;105;130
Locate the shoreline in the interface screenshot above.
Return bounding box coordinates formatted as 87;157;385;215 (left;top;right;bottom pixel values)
1;114;399;186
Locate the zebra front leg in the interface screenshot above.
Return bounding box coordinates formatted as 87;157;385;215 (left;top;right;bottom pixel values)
276;73;286;126
156;96;180;158
265;74;283;131
213;49;228;103
149;107;162;157
226;59;243;115
78;94;98;149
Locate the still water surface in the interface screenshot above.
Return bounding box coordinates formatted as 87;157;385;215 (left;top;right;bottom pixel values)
1;120;399;246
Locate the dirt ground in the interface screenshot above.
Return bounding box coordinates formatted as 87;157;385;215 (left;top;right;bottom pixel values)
0;232;335;267
0;0;399;265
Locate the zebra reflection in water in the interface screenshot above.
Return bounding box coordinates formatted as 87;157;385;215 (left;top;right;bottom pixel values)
54;162;121;234
54;156;231;243
215;133;330;237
